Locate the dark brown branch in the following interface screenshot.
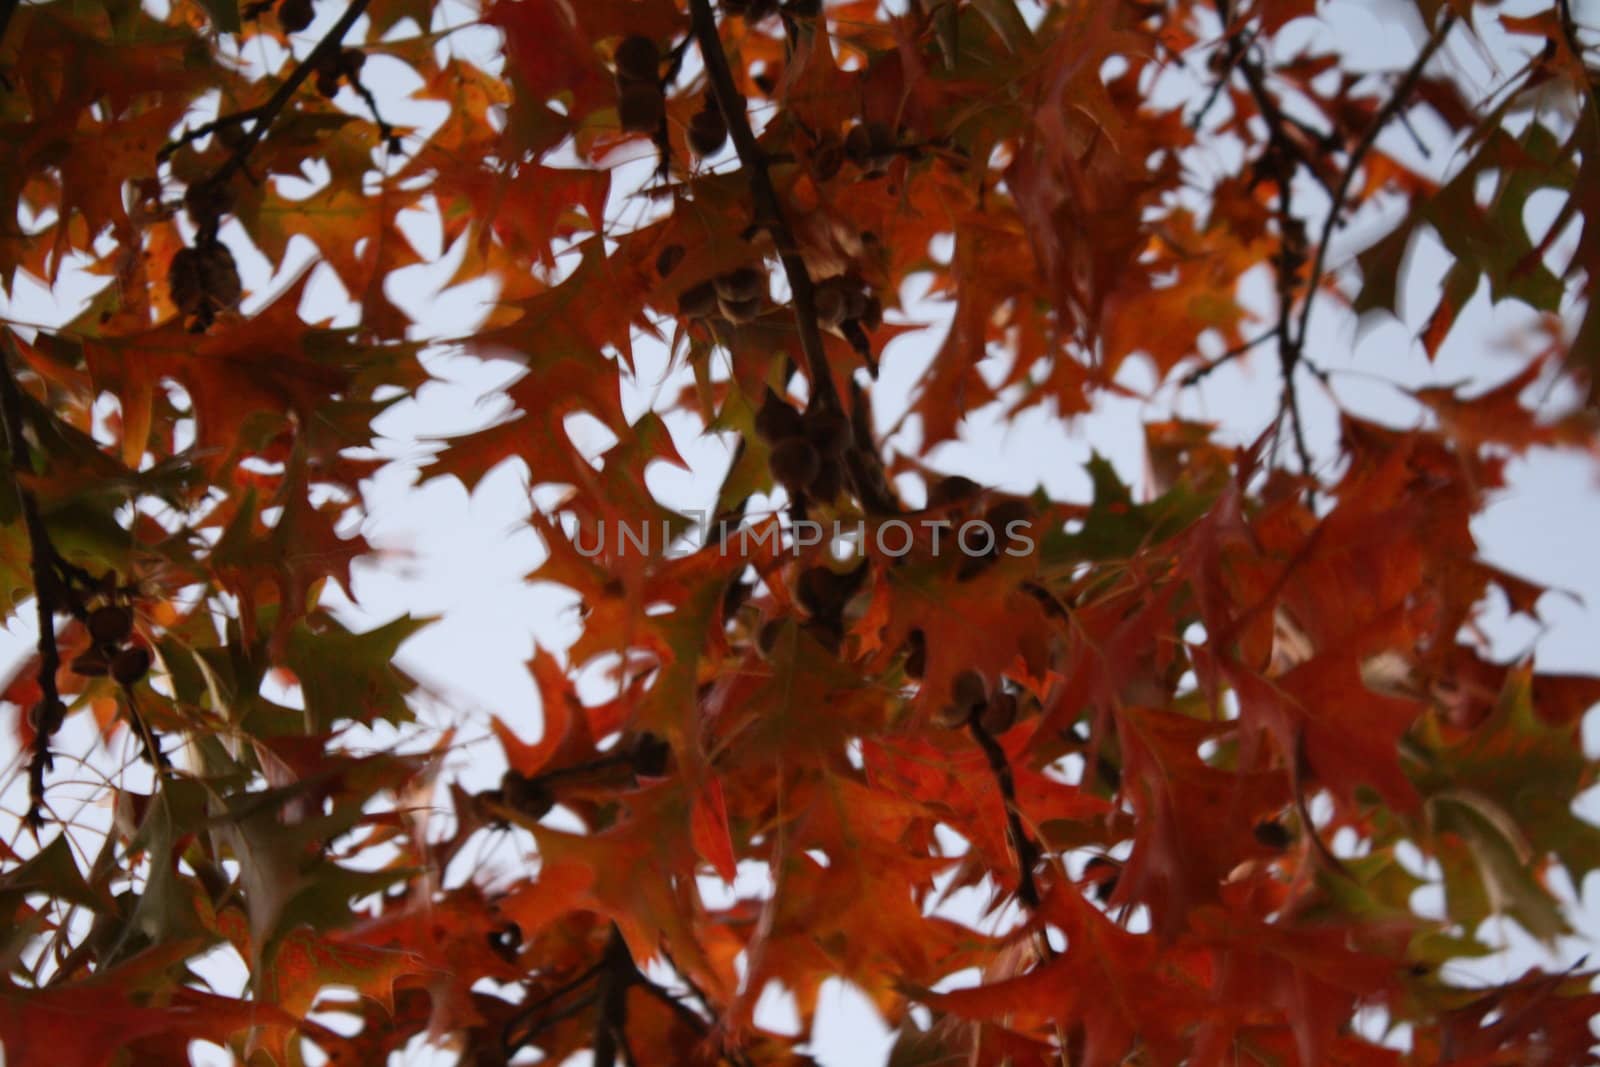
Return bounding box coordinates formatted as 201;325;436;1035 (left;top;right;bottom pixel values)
156;108;266;164
1178;329;1278;387
686;0;840;414
177;0;373;238
1290;12;1456;356
0;341;65;830
592;925;635;1067
967;717;1043;912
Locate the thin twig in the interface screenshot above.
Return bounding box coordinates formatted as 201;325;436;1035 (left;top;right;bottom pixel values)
686;0;839;414
1178;329;1278;386
0;341;65;830
156;108;266;164
1291;12;1457;356
189;0;374;237
593;925;635;1067
967;718;1043;913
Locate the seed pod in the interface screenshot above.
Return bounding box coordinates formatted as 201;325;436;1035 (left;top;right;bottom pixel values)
278;0;313;32
803;409;851;456
339;47;366;78
168;248;205;314
809;458;842;502
769;437;820;492
688;107;729;158
501;771;553;819
631;732;672;777
315;66;342;99
755;391;804;443
718;294;763;323
814;283;849;328
927;474;981;509
27;699;64;734
744;0;778;22
614;35;659;84
859;294;883;331
111;646;152;686
715;266;765;302
618;82;665;132
183;181;234;228
951;669;987;717
677;280;719;318
70;649;110;678
88;604;134;646
784;0;821;17
656;244;685;278
979;690;1018;734
198;242;242;311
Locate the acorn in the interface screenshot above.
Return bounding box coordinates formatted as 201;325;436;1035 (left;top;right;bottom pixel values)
110;646;152;686
718;294;763;323
618;82;665;133
769;437;820;492
784;0;821;18
688;107;729;158
614;35;659;84
168;248;205;314
677;280;719;319
183;180;235;228
743;0;778;22
755;391;805;443
87;604;134;646
814;283;849;328
803;408;851;456
201;242;242;309
859;293;883;331
809;458;842;502
845;121;894;169
278;0;313;32
951;669;987;718
927;474;981;509
979;689;1018;734
501;771;553;819
656;244;685;277
715;266;765;302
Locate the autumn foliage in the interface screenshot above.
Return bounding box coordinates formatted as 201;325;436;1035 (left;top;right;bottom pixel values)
2;0;1600;1062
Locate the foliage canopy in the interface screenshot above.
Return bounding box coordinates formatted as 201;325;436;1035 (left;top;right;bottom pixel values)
1;0;1599;1063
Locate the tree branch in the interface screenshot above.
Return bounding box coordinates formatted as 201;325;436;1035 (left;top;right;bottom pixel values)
0;341;66;830
686;0;840;414
1291;12;1456;356
967;717;1043;912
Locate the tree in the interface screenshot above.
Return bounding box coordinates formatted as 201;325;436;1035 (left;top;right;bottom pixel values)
0;0;1598;1061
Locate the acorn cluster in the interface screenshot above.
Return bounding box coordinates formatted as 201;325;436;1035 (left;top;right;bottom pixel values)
277;0;312;32
815;275;882;359
614;36;665;134
68;603;151;689
934;669;1020;733
756;390;852;503
677;263;769;324
488;732;673;824
168;240;241;333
